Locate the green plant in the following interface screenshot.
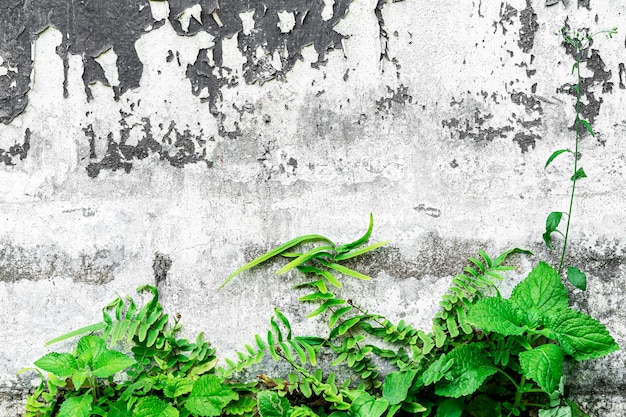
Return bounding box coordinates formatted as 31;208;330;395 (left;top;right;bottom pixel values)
542;25;618;290
220;219;619;417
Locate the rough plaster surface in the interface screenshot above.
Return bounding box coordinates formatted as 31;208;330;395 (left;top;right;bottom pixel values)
1;0;626;414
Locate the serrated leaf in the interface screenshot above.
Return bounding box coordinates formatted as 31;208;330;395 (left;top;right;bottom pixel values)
163;375;194;398
435;343;497;398
257;391;291;417
34;353;78;378
571;168;587;181
133;396;179;417
467;297;527;335
76;335;106;366
57;394;93;417
546;308;620;361
107;399;133;417
382;370;417;405
510;262;568;318
567;267;587;291
185;375;239;416
91;349;135;378
519;344;565;393
545;149;571;168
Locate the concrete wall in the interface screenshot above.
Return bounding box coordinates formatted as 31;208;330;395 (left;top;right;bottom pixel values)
1;0;625;414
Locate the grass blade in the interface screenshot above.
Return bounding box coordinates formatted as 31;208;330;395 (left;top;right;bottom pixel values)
326;263;372;280
335;240;390;261
336;213;374;254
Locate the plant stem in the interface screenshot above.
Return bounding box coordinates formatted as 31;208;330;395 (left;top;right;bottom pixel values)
558;38;583;275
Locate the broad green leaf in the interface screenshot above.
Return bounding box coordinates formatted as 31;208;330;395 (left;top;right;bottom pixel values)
571;168;587;181
566;267;587;291
539;406;572;417
545;212;563;234
92;350;135;378
219;234;335;288
382;370;417;405
467;297;527;335
545;150;571;168
71;369;89;391
163;375;194;398
435;343;497;398
334;240;390;261
510;262;568;318
76;336;106;366
276;246;335;275
336;213;374;254
326;263;371;280
57;394;93;417
257;390;291;417
185;375;239;416
107;399;132;417
349;392;389;417
545;308;620;361
437;398;464;417
519;344;565;393
401;402;428;413
133;396;179;417
492;248;533;266
34;353;78;377
577;118;594;137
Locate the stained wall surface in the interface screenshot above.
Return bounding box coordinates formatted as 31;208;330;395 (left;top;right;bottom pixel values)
1;0;625;415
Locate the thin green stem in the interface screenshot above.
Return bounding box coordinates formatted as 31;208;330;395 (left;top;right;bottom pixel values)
558;40;582;275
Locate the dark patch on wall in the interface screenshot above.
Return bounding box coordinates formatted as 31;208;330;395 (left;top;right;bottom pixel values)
578;0;591;10
376;85;413;111
513;131;541;152
619;63;626;89
414;204;441;218
0;243;118;284
493;3;518;35
85;117;213;178
375;0;390;62
558;38;613;131
442;108;514;143
153;252;172;286
0;0;162;124
0;128;30;166
510;91;543;114
518;3;538;53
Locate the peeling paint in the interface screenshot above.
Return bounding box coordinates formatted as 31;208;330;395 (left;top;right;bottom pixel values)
376;84;412;111
518;3;538;53
0;128;30;166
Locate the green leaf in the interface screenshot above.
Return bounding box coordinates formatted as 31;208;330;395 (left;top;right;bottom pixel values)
437;398;464;417
545;308;620;361
467;297;527;335
57;394;93;417
334;240;390;261
296;267;341;288
276;246;335;275
382;370;417;405
163;375;195;398
510;262;568;318
45;322;107;346
34;353;78;377
219;234;335;288
107;399;133;417
571;167;587;181
326;263;371;280
274;309;292;339
545;212;563;234
577;118;594;137
257;391;291;417
337;317;361;336
571;61;579;74
92;349;135;378
185;375;239;417
71;369;89;391
349;393;389;417
566;267;587;291
299;292;335;302
329;306;353;327
76;336;106;366
519;344;565;393
539;406;572;417
466;394;501;417
336;213;374;254
435;343;497;398
545;149;571;168
133;396;179;417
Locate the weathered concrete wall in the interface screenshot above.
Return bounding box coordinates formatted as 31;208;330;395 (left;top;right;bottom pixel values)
1;0;625;414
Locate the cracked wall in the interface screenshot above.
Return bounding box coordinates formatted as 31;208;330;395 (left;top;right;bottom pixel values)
1;0;626;415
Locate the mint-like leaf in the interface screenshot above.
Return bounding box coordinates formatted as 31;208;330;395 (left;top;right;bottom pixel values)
519;344;564;393
57;394;93;417
92;350;135;378
510;262;568;318
546;308;620;361
133;396;179;417
382;370;417;405
350;393;389;417
467;297;527;335
185;375;239;417
257;391;291;417
34;353;78;378
435;343;497;398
